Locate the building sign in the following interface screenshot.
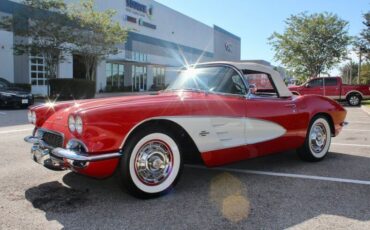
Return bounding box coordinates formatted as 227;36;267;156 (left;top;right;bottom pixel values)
225;42;232;53
126;0;147;13
125;0;156;29
126;0;153;19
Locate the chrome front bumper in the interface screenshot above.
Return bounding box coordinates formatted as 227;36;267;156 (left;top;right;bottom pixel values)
24;136;122;171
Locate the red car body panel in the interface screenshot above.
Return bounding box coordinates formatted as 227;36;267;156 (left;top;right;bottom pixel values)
30;90;346;178
288;77;370;100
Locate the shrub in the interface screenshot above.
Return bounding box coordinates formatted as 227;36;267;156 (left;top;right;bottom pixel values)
49;78;96;100
104;85;133;92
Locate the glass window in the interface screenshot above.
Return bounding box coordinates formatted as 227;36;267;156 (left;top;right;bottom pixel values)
30;54;48;86
308;78;323;87
244;73;274;90
132;65;148;91
152;67;166;90
0;81;7;89
324;78;338;86
243;72;278;96
106;63;125;90
168;66;246;95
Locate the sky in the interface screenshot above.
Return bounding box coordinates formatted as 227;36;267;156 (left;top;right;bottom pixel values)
155;0;369;75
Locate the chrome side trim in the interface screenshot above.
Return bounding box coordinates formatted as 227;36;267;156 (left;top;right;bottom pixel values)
52;148;121;162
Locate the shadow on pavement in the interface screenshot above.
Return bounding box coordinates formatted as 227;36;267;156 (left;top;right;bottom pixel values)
24;151;370;229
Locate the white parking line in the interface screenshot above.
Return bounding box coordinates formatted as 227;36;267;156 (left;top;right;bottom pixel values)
332;143;370;148
343;129;370;132
186;165;370;186
346;121;370;124
0;128;33;134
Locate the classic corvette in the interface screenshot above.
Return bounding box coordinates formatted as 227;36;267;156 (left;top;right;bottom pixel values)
24;61;347;198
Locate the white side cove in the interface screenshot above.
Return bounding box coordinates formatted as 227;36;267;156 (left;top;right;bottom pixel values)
164;116;286;152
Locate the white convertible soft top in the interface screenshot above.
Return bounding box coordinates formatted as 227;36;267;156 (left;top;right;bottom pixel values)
199;61;293;98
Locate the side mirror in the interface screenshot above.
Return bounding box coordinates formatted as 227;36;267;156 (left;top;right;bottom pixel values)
305;83;310;88
248;84;257;94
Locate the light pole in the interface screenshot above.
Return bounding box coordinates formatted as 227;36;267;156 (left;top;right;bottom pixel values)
350;62;352;84
358;48;362;85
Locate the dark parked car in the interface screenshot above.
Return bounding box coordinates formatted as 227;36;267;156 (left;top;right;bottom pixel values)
0;78;34;108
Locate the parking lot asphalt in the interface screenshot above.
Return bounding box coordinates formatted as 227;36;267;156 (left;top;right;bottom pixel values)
0;105;369;229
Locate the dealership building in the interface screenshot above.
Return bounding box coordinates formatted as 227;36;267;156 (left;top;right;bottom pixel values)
0;0;241;95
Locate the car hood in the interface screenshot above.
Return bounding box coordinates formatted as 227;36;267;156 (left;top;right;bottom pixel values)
39;92;192;128
70;93;178;112
43;92;186;123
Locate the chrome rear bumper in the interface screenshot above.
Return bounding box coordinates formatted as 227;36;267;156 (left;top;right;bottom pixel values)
24;135;122;171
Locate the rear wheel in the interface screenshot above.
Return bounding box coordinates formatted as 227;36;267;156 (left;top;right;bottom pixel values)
118;126;183;198
346;93;361;106
297;116;331;162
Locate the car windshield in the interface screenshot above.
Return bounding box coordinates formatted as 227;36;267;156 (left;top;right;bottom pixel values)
166;66;247;95
0;81;9;90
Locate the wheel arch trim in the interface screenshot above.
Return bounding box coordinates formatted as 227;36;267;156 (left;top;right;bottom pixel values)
119;117;200;152
345;90;364;99
311;112;335;137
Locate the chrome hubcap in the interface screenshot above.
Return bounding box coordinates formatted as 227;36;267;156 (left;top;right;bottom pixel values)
134;140;173;186
309;122;327;154
350;96;359;105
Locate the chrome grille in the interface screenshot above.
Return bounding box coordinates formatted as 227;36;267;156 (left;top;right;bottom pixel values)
42;130;64;148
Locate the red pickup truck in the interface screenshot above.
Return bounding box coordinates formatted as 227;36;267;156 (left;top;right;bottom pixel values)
288;77;370;106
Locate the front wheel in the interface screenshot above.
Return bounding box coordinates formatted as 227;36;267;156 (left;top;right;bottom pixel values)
118;126;183;198
297;116;331;162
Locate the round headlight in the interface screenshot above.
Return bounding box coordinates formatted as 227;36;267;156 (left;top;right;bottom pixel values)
31;111;36;124
68;116;76;132
27;110;33;123
75;116;83;134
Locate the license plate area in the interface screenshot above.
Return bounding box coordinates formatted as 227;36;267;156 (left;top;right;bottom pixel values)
22;99;28;104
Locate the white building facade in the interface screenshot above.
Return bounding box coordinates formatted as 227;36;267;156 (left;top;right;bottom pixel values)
0;0;241;95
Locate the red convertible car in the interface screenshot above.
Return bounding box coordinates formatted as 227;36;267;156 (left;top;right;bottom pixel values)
24;62;347;198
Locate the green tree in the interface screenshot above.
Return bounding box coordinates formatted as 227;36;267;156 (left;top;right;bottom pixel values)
355;12;370;61
0;0;72;79
68;0;127;81
269;12;351;80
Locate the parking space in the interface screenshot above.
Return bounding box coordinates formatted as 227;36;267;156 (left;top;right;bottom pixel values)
0;107;369;229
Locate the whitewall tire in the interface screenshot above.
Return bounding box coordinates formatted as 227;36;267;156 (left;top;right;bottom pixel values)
297;116;331;162
119;126;183;198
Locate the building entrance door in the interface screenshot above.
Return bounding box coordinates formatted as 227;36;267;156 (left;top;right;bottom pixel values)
132;65;147;91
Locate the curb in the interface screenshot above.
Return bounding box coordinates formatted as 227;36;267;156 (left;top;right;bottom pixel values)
361;105;370;116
